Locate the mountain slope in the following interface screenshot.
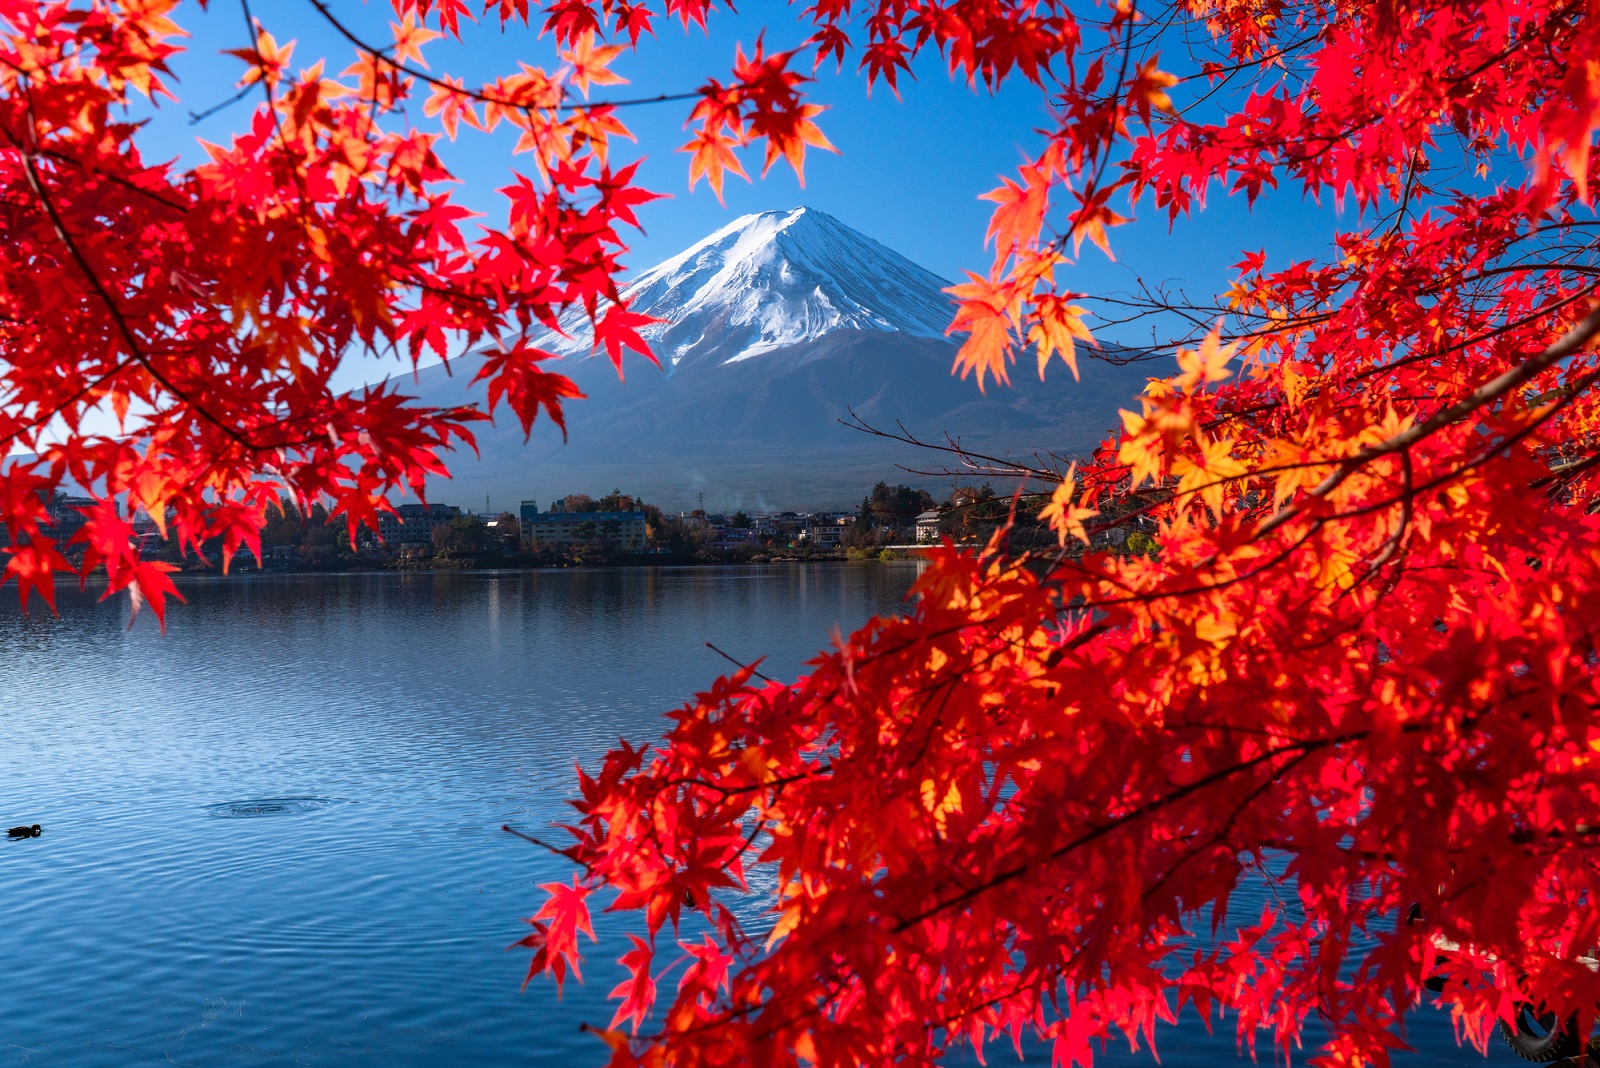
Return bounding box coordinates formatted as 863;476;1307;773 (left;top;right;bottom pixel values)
411;208;1153;511
542;206;956;367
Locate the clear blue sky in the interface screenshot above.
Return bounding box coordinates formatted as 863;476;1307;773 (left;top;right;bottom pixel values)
137;1;1352;380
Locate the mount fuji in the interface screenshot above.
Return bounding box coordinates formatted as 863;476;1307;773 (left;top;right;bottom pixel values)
539;207;956;367
407;207;1152;511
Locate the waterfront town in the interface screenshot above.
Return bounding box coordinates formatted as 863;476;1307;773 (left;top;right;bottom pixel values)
1;480;1148;573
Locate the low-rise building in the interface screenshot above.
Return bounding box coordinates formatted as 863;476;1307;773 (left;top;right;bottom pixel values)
916;510;941;543
519;500;646;551
483;515;520;553
709;528;758;548
808;522;847;549
375;502;461;548
47;494;95;545
0;491;95;550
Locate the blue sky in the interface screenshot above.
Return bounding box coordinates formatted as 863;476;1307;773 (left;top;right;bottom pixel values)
136;1;1354;383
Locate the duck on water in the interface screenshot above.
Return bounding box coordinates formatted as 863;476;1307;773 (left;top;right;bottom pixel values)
7;824;41;839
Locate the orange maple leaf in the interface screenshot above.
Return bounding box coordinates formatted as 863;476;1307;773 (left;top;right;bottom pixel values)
982;161;1051;261
562;30;627;98
760;103;837;183
1028;294;1095;381
1126;56;1179;126
1174;324;1239;392
946;271;1027;391
390;13;442;69
1038;466;1098;546
682;126;749;202
423;77;482;139
1069;186;1130;259
225;28;294;89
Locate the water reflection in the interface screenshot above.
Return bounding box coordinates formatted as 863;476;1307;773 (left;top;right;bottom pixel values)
0;564;1513;1066
0;566;917;1066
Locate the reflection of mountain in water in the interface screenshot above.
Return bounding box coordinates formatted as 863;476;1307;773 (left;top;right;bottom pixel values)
411;207;1153;510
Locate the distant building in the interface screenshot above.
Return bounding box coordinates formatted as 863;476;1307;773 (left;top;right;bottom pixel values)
916;510;941;543
770;513;804;538
0;491;94;550
520;501;646;551
483;514;520;552
131;509;164;538
48;494;95;545
375;502;461;548
709;528;758;548
808;522;846;549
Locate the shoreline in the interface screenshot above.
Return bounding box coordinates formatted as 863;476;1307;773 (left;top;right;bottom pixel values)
54;553;932;586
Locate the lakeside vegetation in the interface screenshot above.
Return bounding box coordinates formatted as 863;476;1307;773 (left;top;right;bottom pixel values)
146;483;978;574
113;479;1159;575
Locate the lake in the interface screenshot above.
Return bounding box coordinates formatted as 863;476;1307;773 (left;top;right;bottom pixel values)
0;566;1514;1066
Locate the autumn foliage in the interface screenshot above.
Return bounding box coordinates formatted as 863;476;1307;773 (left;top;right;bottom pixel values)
7;0;1600;1066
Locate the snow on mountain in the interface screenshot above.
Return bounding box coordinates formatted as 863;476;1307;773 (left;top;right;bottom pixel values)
414;206;1151;509
541;207;957;367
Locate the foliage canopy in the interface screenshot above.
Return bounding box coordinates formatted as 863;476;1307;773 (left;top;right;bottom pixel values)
3;1;1600;1067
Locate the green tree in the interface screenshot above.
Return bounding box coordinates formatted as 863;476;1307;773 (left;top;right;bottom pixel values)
261;497;303;547
867;482;936;531
432;515;494;557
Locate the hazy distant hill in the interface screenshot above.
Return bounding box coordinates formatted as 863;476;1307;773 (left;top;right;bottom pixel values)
410;207;1153;512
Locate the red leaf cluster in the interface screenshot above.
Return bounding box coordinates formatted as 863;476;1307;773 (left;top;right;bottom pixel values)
8;2;1600;1067
0;0;661;621
499;1;1600;1066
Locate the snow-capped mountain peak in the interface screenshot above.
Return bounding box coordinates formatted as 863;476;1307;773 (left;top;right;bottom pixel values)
544;207;957;367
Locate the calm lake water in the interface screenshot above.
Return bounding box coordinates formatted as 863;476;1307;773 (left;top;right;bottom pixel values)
1;566;1516;1066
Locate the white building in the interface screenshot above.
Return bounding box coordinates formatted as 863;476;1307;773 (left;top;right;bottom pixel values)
520;501;647;550
808;521;847;548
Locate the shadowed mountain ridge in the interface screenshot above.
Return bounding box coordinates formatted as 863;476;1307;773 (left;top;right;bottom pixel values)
411;208;1154;511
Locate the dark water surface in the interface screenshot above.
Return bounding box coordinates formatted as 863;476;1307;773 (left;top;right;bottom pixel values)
1;567;1512;1066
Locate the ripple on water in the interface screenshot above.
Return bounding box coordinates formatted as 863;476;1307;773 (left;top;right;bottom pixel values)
205;796;346;819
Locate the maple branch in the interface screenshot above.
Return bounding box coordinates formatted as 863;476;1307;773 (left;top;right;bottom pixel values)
1323;366;1600;529
1089;348;1600;612
10;139;262;456
1245;302;1600;549
502;824;594;872
303;0;700;114
1183;281;1600;444
29;148;191;213
889;724;1379;933
187;82;255;125
0;353;137;451
1533;448;1600;493
1506;822;1600;845
1069;519;1324;610
1139;750;1307;905
1361;446;1412;574
1171;26;1327;86
705;641;774;683
839;409;1071;484
1348;282;1600;385
238;0;323;225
